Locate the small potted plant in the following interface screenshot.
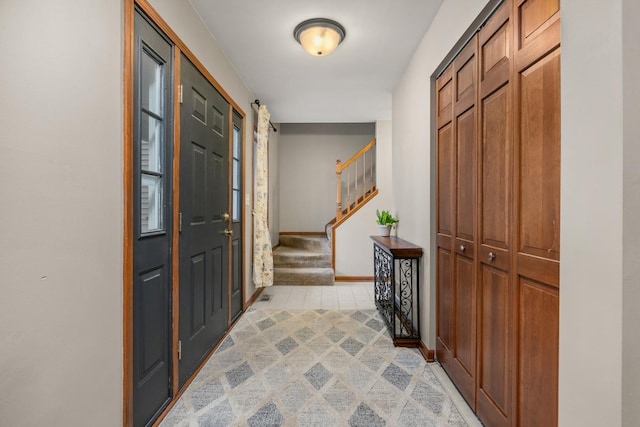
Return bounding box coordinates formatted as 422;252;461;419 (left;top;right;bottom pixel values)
376;209;398;237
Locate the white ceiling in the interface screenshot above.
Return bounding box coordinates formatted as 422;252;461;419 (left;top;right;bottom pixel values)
189;0;444;123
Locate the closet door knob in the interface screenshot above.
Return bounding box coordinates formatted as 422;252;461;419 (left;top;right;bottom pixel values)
459;245;466;252
488;252;495;262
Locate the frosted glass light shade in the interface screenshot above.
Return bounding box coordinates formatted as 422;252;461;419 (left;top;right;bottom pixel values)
294;18;346;57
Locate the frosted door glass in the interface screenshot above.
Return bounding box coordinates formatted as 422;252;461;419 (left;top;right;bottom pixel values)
232;190;240;221
233;127;240;158
141;113;161;173
232;126;241;221
141;51;162;116
141;174;163;233
233;159;240;189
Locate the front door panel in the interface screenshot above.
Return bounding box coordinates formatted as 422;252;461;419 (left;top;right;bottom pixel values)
179;56;229;386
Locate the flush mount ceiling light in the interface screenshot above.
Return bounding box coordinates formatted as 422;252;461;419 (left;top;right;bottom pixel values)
293;18;346;57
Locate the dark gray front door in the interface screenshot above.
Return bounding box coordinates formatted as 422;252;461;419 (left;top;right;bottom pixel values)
230;111;243;321
133;10;173;427
178;55;230;386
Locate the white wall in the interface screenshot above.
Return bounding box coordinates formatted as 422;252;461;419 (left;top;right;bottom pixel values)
392;0;488;348
148;0;259;301
375;121;394;207
0;1;123;425
622;0;640;424
335;120;393;277
278;123;375;232
392;0;632;425
560;1;625;425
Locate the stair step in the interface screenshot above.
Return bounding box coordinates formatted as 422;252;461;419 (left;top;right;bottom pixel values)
274;267;335;286
273;246;331;268
274;235;334;286
278;235;330;253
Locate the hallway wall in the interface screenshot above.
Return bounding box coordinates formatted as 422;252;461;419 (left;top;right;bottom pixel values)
278;123;375;232
621;0;639;424
0;1;123;425
560;1;628;425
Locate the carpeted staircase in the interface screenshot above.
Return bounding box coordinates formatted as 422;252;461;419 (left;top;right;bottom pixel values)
273;235;334;286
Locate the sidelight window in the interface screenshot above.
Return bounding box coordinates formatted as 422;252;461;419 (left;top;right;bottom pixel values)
139;47;166;234
232;124;241;222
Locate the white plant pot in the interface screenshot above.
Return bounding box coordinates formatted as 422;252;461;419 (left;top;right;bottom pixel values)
379;225;391;237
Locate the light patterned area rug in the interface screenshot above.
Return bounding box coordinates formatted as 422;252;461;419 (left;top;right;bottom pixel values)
160;309;468;427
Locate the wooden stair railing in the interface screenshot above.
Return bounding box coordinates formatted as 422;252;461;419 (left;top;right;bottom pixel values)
336;138;376;221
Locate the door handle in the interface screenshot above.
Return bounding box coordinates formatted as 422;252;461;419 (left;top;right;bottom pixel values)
488;252;495;262
222;212;230;221
459;245;466;252
223;229;233;236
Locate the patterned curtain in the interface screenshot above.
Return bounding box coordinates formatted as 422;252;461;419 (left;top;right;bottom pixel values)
253;105;274;287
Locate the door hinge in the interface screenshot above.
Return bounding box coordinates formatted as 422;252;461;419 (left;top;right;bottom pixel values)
179;212;182;233
179;84;183;104
178;340;182;360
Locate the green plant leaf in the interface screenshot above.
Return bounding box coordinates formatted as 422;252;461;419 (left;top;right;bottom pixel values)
376;209;398;225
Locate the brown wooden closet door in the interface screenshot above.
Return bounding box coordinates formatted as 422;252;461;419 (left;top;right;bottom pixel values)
513;1;560;425
477;3;512;426
450;38;478;407
436;65;455;374
435;2;561;425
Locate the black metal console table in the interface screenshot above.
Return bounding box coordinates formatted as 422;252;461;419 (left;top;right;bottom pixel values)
371;236;423;347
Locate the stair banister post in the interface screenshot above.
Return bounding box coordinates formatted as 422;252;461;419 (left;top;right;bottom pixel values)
336;160;343;220
370;147;374;194
361;150;365;200
354;158;358;210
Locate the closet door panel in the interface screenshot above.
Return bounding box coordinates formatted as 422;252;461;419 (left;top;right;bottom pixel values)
477;264;510;427
452;252;476;404
455;255;475;373
516;252;558;287
480;86;510;251
437;70;454;126
436;64;456;373
515;0;560;71
437;248;454;355
517;0;559;50
437;123;454;237
477;3;512;425
456;108;476;243
479;0;511;251
452;103;477;402
518;49;560;262
436;130;455;359
456;53;476;107
518;278;559;427
480;2;510;99
514;1;560;425
449;37;478;407
478;80;511;404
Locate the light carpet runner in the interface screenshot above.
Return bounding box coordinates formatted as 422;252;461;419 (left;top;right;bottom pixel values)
160;309;468;426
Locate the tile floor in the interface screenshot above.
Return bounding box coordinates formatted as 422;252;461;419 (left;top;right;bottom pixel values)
161;282;482;426
251;283;481;426
250;282;376;311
